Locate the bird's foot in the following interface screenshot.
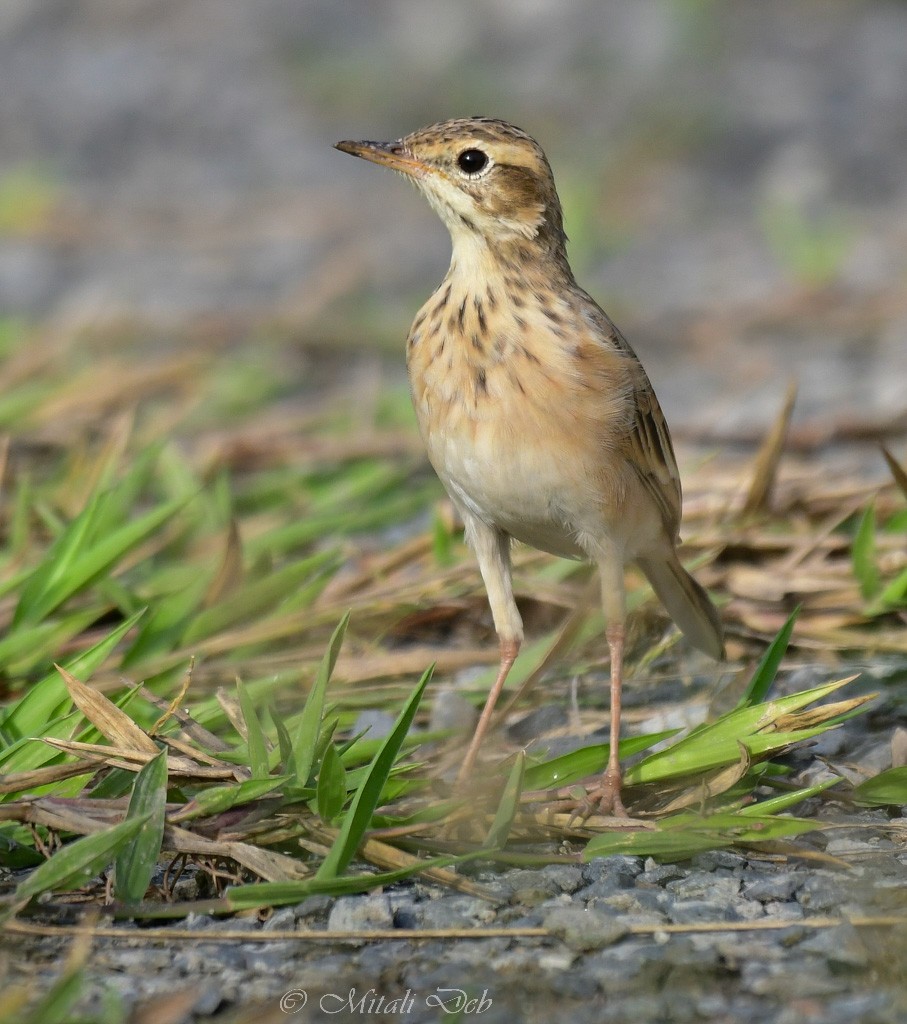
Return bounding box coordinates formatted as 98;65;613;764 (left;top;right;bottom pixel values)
552;767;628;825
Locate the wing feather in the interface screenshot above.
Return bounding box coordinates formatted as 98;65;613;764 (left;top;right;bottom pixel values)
582;299;682;539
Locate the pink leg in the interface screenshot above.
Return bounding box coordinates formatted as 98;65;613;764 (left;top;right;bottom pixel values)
453;515;523;786
561;554;630;821
598;622;628;816
455;635;520;785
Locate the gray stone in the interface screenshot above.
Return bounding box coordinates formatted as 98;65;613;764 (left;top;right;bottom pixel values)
612;911;671;929
183;912;214;930
728;897;766;921
292;894;334;920
506;703;568;743
796;873;853;912
742;960;847;998
506;867;572;904
577;856;643;900
825;836;886;857
418;893;496;929
208;915;260;933
762;901;806;921
667;869;741;901
243;944;294;972
814;992;900;1024
584;938;653;982
326;892;393;939
638;859;687;886
172;947;212;974
392;903;419;929
581;855;642;885
597;887;666;915
184;985;223;1017
168;873;204;901
667;899;739;924
690;849;748;871
710;936;785;966
798;923;870;969
543;904;629;951
538;862;585;894
742;872;802;902
428;687;477;733
262;907;296;931
351;708;397;741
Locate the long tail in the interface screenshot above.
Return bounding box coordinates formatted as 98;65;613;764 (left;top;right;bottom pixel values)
636;550;724;660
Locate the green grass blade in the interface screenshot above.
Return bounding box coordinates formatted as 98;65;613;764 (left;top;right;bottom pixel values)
0;608;146;751
737;776;840;816
290;611;350;788
485;752;524;850
0;828;44;870
182;549;340;645
853;766;907;806
583;811;818;862
120;574;211;668
852;502;881;601
737;606;799;707
432;507;455;566
114;748;167;904
227;853;471;910
10;960;92;1024
0;611;99;674
15;495;190;627
315;665;432;880
626;677;856;785
523;731;677;791
4;813;151;919
12;491;104;627
316;741;347;823
871;566;907;613
236;678;270;778
273;710;294;771
174;776;289;822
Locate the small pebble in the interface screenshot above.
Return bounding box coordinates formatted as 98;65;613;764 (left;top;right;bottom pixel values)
543;904;629;951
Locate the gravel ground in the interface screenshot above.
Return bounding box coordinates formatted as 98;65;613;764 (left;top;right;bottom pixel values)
4;667;906;1024
6;811;907;1024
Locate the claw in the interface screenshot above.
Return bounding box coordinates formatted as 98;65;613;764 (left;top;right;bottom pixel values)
563;767;628;826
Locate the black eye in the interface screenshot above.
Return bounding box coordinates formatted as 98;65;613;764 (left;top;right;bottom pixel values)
457;149;488;174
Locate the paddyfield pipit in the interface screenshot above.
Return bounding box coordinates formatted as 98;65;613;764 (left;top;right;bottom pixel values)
335;118;724;816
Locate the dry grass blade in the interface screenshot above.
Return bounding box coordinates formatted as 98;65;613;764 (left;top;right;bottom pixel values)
43;738;244;781
0;796;126;833
140;683;230;752
0;760;99;795
148;660;195;737
4;913;906;946
772;691;875;731
2;919;550;943
307;826;498;900
652;743;752;815
203;519;244;606
163;824;310;882
55;665;160;755
131;989;204;1024
881;444;907;499
741;378;798;515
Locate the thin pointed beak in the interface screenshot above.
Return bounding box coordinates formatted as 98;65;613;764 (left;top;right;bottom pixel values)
334;139;431;178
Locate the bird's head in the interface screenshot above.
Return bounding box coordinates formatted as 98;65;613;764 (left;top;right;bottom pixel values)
336;117;567;259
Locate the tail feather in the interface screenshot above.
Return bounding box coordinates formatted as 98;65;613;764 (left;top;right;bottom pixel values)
637;551;724;660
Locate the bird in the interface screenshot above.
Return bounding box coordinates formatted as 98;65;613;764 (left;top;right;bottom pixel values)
335;117;724;817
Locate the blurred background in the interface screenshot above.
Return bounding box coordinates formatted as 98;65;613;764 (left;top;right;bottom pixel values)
1;0;906;443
